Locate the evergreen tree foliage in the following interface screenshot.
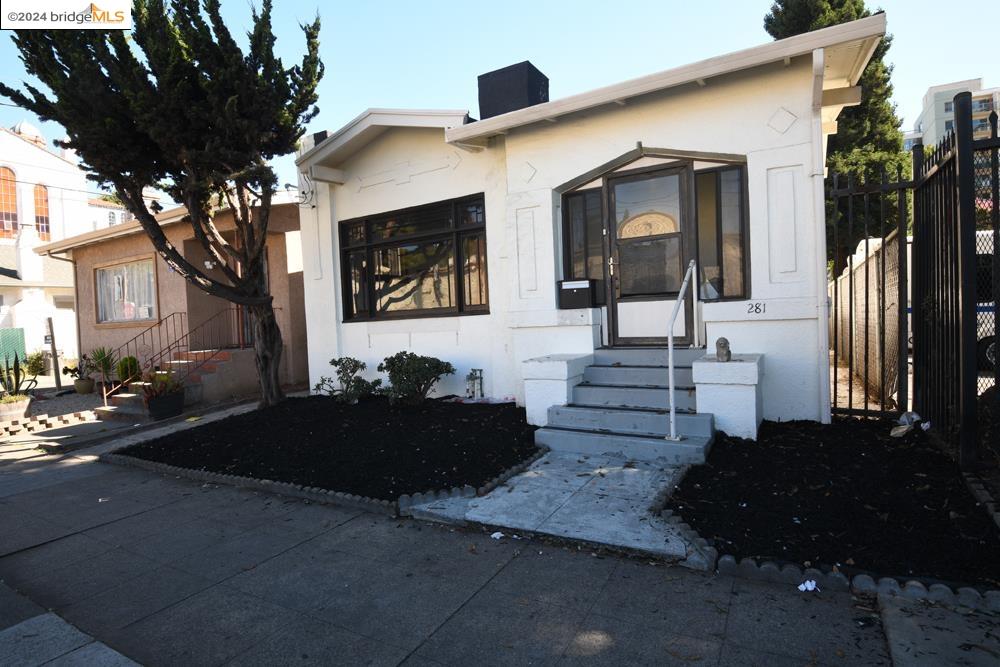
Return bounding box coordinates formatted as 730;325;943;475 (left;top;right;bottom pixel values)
1;0;323;406
765;1;908;271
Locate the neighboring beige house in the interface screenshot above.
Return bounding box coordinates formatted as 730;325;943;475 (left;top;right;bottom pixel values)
35;197;309;404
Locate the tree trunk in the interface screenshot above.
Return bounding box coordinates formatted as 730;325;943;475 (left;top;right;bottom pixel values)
248;301;285;408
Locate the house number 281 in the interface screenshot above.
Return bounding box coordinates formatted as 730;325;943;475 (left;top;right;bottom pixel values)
746;302;766;314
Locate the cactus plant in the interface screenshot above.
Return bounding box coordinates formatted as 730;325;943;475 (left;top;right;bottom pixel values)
0;353;39;397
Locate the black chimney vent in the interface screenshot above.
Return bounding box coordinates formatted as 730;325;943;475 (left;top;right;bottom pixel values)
477;61;548;120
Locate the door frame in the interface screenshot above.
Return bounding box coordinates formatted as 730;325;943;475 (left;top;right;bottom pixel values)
603;162;697;347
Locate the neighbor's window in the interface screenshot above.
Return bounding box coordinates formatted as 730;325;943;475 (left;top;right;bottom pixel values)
34;184;50;241
0;167;17;239
95;259;157;323
340;195;488;320
562;189;606;304
696;167;747;300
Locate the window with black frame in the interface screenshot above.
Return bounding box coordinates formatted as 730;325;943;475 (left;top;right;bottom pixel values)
340;195;488;321
695;167;747;300
562;189;606;304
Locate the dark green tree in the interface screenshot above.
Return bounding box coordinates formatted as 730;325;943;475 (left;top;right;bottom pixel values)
1;0;323;407
765;0;907;272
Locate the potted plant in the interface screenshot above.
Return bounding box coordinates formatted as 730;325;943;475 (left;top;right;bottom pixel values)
1;353;40;421
62;355;97;394
115;355;141;390
142;370;185;421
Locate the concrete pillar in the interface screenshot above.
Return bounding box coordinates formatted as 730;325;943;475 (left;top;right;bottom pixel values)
521;353;592;426
693;353;765;440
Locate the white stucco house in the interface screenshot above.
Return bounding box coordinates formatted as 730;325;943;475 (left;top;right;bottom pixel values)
296;16;886;459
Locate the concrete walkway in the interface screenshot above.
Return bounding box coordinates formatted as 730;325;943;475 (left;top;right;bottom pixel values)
880;595;1000;666
411;452;703;563
1;584;138;666
0;447;896;666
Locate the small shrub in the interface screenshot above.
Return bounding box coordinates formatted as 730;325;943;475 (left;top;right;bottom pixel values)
0;393;30;404
314;357;381;403
24;351;47;377
116;356;141;384
377;352;455;405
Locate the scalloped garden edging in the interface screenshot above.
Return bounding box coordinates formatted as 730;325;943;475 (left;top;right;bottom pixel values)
659;462;1000;603
397;446;548;516
964;472;1000;531
100;452;397;516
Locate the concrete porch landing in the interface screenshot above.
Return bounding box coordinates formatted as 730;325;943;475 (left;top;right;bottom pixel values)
410;452;704;563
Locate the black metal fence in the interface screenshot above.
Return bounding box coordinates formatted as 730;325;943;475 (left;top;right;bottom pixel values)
828;92;998;469
827;170;910;417
911;93;996;468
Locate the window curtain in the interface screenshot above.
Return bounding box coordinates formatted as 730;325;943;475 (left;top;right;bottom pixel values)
96;260;156;322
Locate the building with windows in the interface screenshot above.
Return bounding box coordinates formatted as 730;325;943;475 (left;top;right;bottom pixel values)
907;78;999;149
35;195;309;403
296;16;886;454
0;121;164;362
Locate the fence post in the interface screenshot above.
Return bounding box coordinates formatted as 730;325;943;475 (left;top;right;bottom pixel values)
911;142;924;414
953;92;979;469
895;165;909;412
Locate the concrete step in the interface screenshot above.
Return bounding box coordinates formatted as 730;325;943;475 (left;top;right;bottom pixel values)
583;364;692;386
548;404;714;438
535;426;712;464
95;404;150;423
573;383;696;411
593;347;705;367
162;359;219;374
176;349;230;362
110;392;144;409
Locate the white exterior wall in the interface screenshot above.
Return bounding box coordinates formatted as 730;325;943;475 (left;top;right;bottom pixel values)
301;57;834;421
1;130;92;359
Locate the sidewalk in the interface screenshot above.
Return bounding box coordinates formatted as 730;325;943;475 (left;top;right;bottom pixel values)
0;447;893;666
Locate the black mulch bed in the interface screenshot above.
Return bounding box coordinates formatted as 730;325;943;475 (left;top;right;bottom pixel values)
118;396;538;501
666;418;1000;587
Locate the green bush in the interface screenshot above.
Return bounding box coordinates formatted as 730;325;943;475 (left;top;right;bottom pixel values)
24;351;46;377
314;357;381;403
116;356;141;384
377;352;455;405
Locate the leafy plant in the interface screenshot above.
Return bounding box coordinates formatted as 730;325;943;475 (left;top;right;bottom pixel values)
0;393;30;404
314;357;381;404
142;370;185;404
377;352;455;405
90;347;117;379
1;353;39;397
24;351;47;378
62;355;96;380
116;356;141;385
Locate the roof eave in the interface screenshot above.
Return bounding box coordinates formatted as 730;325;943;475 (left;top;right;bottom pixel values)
445;14;886;144
296;108;470;170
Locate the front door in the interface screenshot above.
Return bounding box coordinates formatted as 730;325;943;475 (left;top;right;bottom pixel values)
606;166;694;346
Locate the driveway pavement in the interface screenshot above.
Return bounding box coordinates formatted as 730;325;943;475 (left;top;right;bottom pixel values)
0;451;893;666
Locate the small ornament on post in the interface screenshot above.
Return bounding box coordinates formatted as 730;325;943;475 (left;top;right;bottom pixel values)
716;337;732;362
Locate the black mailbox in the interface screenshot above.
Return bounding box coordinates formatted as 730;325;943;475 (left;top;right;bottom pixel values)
558;279;597;309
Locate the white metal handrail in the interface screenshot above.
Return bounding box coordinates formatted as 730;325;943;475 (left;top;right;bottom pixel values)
666;259;697;441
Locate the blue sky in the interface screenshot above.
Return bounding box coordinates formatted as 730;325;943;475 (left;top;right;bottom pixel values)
1;0;997;194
